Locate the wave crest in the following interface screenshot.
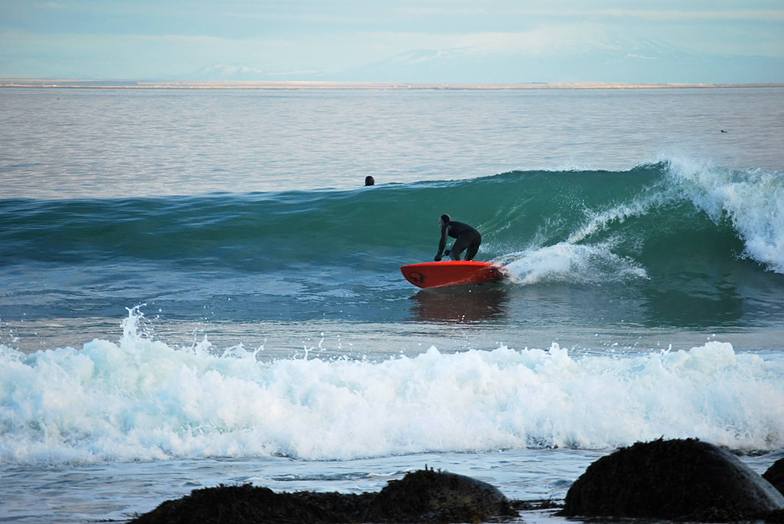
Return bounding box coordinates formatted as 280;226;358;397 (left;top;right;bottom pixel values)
666;158;784;273
1;310;782;464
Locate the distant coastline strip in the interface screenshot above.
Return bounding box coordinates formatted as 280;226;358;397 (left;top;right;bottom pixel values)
1;80;783;90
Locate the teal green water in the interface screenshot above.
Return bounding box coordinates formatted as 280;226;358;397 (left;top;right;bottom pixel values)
2;161;782;331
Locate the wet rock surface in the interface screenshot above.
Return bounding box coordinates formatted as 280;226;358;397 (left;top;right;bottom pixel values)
130;484;374;524
765;458;784;496
561;438;784;521
131;469;515;524
365;469;515;522
130;445;784;523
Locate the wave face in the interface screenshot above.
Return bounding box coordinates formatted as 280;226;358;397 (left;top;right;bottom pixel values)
1;160;781;272
1;310;782;464
1;159;783;328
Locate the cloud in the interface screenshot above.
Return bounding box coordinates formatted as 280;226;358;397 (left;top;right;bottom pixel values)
385;2;784;23
1;5;782;81
452;25;611;55
502;7;784;22
35;1;66;9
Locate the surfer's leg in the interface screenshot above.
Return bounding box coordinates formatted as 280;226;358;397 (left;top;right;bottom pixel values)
450;236;470;260
465;233;481;260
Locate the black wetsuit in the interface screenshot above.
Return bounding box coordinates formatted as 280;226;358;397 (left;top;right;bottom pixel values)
435;220;481;261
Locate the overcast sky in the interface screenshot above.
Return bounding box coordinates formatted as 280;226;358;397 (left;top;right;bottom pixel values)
1;0;783;82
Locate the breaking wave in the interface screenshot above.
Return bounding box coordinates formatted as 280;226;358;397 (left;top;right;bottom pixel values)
1;309;782;464
2;160;781;279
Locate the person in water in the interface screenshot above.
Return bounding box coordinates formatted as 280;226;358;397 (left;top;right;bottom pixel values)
364;175;375;186
434;214;481;261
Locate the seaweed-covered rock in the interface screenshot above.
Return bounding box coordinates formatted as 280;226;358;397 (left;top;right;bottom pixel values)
562;438;784;521
130;484;374;524
131;469;516;523
367;469;515;522
765;458;784;496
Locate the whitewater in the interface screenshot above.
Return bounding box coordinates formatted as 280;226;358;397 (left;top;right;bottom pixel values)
1;87;783;523
2;309;783;465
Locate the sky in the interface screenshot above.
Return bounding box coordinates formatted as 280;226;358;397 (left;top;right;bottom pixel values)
1;0;783;83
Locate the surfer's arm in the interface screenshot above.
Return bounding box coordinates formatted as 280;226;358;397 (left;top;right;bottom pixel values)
434;225;448;261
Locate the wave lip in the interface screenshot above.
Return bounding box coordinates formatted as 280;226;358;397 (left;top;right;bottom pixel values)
666;158;784;274
1;311;782;464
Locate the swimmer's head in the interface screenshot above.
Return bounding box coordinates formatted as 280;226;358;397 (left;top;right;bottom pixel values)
440;214;451;226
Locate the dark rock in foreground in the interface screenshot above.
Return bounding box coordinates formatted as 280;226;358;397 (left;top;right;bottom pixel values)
366;469;515;522
561;438;784;521
131;469;515;524
130;484;373;524
765;458;784;496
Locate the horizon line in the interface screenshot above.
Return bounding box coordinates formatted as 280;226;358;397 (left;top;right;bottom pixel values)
2;79;784;90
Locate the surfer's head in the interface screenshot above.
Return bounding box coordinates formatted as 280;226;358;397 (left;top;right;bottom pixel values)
364;175;375;186
440;214;451;226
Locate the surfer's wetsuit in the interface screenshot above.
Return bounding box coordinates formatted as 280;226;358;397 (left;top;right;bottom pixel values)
435;218;481;261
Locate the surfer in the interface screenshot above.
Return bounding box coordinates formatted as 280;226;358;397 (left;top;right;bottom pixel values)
434;214;482;261
365;175;375;186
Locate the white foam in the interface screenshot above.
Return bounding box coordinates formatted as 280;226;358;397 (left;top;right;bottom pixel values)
497;158;784;283
498;241;648;285
495;178;672;285
566;187;675;245
666;158;784;273
1;311;782;464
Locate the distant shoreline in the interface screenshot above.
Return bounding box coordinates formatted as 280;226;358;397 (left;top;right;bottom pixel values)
1;79;783;90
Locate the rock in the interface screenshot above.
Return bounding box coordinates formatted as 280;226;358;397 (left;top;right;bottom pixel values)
765;458;784;496
131;469;516;523
366;469;515;522
130;484;374;524
561;438;784;521
511;499;562;511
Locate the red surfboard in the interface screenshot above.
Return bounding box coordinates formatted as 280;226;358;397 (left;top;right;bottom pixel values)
400;260;504;289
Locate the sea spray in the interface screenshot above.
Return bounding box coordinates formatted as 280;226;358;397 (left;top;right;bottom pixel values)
1;309;782;464
666;158;784;273
498;241;648;285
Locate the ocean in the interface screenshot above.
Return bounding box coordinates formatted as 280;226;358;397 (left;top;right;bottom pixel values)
1;86;783;522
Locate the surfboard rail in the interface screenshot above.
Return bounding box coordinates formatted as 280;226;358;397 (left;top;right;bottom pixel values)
400;260;504;289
